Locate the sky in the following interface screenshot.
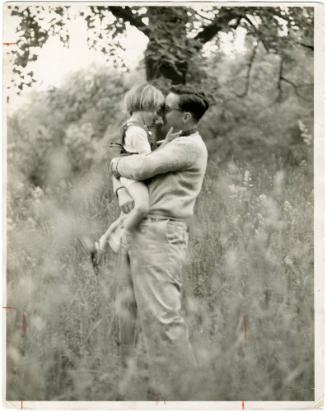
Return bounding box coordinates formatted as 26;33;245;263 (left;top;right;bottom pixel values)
3;5;148;111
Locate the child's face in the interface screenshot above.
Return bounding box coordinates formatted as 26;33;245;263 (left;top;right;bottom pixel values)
142;110;163;128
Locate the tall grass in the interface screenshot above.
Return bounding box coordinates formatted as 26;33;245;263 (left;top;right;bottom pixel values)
6;150;314;400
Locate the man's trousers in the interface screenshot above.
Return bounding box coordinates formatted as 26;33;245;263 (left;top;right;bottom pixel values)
115;218;196;400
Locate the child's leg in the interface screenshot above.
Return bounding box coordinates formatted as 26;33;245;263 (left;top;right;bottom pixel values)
123;182;149;231
98;214;124;250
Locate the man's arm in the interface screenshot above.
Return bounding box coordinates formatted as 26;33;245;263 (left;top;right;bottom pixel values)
111;139;197;181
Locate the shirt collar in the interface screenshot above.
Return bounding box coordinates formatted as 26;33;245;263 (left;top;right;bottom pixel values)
179;127;198;137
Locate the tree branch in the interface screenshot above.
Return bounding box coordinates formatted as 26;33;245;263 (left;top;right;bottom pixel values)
276;56;312;102
108;6;150;36
236;42;258;98
276;58;284;101
194;10;242;46
280;76;312;101
193;10;217;23
294;41;314;51
242;16;269;52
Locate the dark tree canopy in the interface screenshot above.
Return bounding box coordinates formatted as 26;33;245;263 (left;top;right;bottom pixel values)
7;5;313;90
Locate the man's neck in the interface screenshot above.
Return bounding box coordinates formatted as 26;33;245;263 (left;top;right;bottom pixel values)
180;126;198;137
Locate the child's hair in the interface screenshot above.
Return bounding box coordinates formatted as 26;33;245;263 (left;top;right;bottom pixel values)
125;83;165;114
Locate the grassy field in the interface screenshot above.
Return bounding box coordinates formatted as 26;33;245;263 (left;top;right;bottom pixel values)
6;147;314;401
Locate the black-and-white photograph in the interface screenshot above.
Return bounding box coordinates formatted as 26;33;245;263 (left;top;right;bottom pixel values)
3;1;323;408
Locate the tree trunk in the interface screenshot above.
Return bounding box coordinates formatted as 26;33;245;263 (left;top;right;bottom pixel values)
144;7;189;84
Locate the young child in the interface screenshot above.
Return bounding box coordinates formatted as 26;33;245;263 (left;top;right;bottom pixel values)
96;83;165;254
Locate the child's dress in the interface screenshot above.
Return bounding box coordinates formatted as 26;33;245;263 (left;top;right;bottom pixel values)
107;120;152;252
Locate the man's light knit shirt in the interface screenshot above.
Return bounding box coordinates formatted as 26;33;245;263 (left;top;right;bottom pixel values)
115;132;208;219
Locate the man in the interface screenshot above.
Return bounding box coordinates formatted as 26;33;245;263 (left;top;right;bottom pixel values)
111;85;209;400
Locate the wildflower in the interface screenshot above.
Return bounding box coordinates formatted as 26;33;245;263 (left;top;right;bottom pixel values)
228;184;237;196
32;186;44;202
258;195;280;228
228;184;246;199
283;255;293;267
273;171;285;196
243;170;253;188
7;217;15;232
298;120;312;146
283;200;293;212
258;193;267;203
33;315;46;332
256;212;264;225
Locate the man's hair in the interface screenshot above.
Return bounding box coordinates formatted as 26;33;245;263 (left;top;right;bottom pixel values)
125;82;165;114
170;85;209;122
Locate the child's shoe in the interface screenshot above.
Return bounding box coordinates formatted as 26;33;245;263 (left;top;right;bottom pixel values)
78;236;100;275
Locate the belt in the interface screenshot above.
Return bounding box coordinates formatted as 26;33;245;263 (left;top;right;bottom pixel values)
144;214;185;222
143;215;190;229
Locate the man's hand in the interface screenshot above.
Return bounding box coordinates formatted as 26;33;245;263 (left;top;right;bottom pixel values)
160;127;182;147
111;158;120;179
117;187;134;214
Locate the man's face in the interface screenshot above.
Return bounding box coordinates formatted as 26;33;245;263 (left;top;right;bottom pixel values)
163;93;185;132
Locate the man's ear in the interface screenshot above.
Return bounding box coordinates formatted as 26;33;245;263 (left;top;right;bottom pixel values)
183;112;192;123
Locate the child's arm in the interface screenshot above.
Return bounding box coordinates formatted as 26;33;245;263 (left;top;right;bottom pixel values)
112;175;135;214
121;181;149;232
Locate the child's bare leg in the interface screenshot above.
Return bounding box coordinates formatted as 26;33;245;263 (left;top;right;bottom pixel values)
123;182;149;232
98;214;124;250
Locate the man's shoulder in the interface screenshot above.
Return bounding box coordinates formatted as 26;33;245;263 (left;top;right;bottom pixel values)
174;133;207;154
165;133;207;169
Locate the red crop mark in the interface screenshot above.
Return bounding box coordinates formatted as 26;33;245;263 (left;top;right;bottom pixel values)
242;400;245;410
20;400;24;409
3;42;16;46
242;314;248;339
2;306;16;310
22;313;27;337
